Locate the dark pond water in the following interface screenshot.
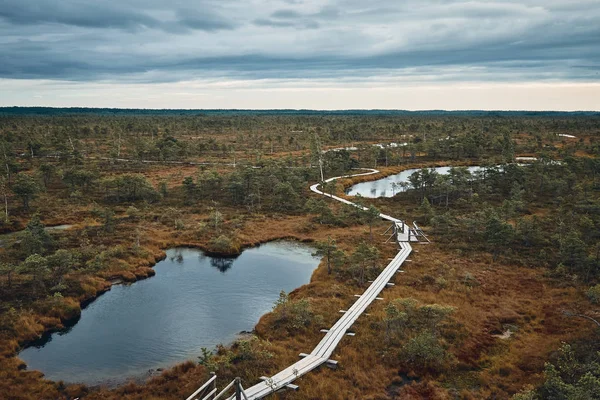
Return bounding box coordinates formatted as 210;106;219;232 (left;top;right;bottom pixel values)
346;166;483;198
19;241;320;385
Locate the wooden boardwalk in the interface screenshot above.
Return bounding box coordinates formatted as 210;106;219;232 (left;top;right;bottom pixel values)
188;169;414;400
235;243;412;399
309;169;414;240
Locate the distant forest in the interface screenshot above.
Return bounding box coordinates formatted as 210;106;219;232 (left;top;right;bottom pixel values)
1;106;599;117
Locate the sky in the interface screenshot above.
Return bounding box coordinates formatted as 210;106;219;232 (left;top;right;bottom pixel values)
1;0;599;110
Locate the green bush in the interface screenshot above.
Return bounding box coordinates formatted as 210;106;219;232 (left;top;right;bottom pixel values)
100;174;160;203
538;343;600;399
231;336;273;363
400;331;449;372
105;245;127;259
208;235;240;255
203;336;273;373
382;298;455;374
272;291;321;331
587;285;600;304
127;206;141;220
435;276;448;290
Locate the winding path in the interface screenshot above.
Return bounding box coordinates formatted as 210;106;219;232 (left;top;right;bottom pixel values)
189;169;414;400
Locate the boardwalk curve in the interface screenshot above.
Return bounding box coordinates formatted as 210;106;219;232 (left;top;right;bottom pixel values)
188;169;414;400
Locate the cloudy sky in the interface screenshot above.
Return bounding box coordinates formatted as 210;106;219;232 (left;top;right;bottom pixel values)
1;0;599;110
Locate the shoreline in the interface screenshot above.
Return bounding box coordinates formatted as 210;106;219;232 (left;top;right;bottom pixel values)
12;238;321;389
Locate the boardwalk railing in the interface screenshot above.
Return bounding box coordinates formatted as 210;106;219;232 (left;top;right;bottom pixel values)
187;168;415;400
186;373;217;400
187;375;250;400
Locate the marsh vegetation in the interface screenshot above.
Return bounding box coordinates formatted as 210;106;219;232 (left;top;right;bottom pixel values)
0;109;598;399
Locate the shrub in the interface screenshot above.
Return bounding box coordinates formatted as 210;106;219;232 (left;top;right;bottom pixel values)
208;235;239;255
194;222;210;239
382;298;455;374
538;343;600;399
512;385;536;400
400;331;449;373
161;207;182;229
101;174;160;203
340;242;379;286
462;272;480;287
105;245;127;259
417;197;434;224
273;181;301;212
0;307;18;334
587;285;600;304
204;336;274;373
435;276;448;290
127;206;141;220
20;214;55;256
271;291;321;331
12;173;41;209
306;198;342;225
198;347;214;366
230;336;273;363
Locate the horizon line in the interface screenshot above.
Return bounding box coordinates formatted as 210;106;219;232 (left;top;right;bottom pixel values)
1;106;599;113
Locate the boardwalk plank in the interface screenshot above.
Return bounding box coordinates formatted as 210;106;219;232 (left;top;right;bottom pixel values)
206;169;414;400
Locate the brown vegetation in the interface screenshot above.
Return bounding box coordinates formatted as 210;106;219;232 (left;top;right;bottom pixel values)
0;112;598;399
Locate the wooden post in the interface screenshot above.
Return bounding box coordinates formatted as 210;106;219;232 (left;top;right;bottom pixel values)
235;377;242;400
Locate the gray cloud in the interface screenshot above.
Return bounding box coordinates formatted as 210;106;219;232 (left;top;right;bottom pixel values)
253;18;312;28
0;0;236;32
271;9;304;19
0;0;599;84
253;5;337;28
0;1;161;31
176;9;237;32
252;18;320;29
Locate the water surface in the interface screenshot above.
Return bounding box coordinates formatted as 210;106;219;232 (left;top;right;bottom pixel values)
346;166;482;198
19;241;320;385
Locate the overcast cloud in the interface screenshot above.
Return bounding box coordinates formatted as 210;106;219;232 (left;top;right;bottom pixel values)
1;0;599;109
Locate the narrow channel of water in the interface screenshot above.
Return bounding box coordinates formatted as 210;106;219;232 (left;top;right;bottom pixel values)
19;241;320;385
346;166;483;198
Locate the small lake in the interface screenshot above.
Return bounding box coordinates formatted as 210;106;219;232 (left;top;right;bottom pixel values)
346;166;483;198
19;241;320;385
